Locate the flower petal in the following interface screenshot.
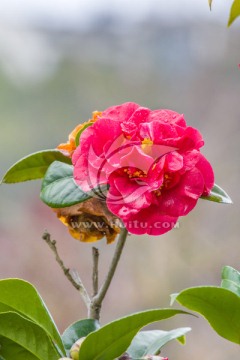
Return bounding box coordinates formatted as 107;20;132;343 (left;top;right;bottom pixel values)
69;102;215;238
158;168;205;217
124;206;179;235
107;170;151;213
101;101;140;122
148;109;187;128
196;153;214;195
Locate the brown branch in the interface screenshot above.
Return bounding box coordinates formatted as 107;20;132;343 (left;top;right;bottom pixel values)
92;247;99;297
43;228;128;321
42;231;91;309
89;227;128;320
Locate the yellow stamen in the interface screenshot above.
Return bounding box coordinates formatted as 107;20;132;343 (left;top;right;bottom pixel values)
142;138;153;145
154;189;161;197
125;168;147;179
141;138;153;153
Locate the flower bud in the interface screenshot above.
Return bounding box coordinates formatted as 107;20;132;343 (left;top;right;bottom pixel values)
70;337;86;360
58;358;72;360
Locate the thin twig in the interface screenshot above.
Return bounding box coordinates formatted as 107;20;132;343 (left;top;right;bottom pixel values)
97;227;128;303
42;231;91;308
92;247;99;297
89;227;128;319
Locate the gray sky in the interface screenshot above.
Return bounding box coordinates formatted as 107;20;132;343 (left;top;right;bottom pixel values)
0;0;231;27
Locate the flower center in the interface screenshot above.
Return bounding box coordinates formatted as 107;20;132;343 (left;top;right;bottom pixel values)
142;138;153;145
154;173;177;197
124;168;147;179
141;138;153;152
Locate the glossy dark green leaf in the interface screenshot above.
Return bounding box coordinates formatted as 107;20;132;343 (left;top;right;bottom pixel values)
201;184;232;204
0;312;59;360
40;161;91;208
75;123;93;147
1;150;71;184
127;327;191;358
0;278;65;356
228;0;240;26
221;266;240;297
62;319;100;356
78;309;191;360
176;286;240;344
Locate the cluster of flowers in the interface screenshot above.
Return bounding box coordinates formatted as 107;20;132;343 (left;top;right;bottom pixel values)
57;102;214;242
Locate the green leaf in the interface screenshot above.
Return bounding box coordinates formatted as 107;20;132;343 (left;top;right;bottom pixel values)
75;123;93;147
208;0;213;10
1;150;71;184
127;327;191;358
176;286;240;344
177;335;186;345
0;312;59;360
78;309;191;360
40;161;91;208
62;319;100;356
201;184;232;204
0;278;65;356
228;0;240;26
221;266;240;297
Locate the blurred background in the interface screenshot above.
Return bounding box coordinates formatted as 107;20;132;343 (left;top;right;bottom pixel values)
0;0;240;359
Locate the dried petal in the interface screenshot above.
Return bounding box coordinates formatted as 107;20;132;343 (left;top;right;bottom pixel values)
53;198;121;244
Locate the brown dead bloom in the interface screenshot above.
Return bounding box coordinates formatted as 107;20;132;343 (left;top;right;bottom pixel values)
53;198;121;244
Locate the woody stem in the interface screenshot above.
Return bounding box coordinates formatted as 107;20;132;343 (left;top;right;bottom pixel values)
89;227;128;320
92;247;99;297
42;231;91;309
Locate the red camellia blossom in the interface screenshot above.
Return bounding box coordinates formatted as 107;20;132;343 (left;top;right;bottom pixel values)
73;102;214;236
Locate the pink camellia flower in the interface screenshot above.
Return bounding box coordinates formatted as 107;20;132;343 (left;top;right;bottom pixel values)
73;102;214;236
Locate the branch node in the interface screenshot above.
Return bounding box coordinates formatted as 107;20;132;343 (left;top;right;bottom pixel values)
42;231;91;309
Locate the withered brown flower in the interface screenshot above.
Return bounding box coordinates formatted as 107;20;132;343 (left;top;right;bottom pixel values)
53;198;121;244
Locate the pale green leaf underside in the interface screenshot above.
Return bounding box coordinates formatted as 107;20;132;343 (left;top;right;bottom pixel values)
127;327;191;358
221;266;240;297
201;184;232;204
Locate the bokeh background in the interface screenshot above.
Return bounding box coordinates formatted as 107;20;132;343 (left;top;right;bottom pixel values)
0;1;240;359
